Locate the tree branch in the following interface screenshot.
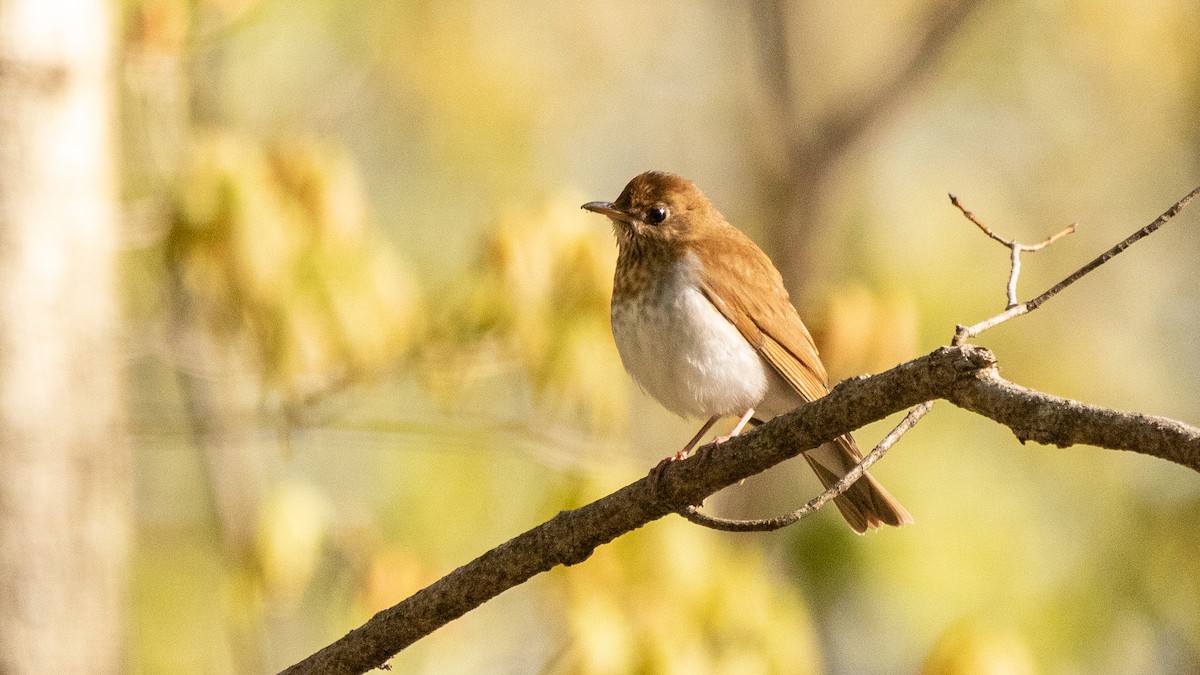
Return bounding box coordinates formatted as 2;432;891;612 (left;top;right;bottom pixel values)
954;184;1200;344
678;181;1190;534
280;344;1200;674
952;367;1200;467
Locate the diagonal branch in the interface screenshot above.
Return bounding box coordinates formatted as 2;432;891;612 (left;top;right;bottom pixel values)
954;184;1200;345
753;0;988;161
280;344;1200;674
753;0;991;302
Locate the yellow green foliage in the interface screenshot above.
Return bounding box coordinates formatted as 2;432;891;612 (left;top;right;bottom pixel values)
255;480;333;607
921;620;1037;675
427;192;628;430
559;519;821;675
169;132;424;407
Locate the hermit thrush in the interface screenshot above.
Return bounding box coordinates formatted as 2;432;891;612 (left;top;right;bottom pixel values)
582;171;911;532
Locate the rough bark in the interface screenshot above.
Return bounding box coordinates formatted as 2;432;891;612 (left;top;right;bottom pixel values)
281;345;1200;675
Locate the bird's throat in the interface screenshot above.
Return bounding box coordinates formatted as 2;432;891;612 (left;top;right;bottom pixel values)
612;239;686;305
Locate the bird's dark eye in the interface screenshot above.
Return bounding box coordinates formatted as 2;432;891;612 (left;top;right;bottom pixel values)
645;207;668;225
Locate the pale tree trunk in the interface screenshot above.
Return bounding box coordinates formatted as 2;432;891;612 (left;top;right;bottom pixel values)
0;1;129;673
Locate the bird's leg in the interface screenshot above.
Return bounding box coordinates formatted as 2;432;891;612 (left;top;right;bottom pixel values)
650;409;757;505
673;415;720;461
715;408;755;443
694;408;755;464
649;415;720;498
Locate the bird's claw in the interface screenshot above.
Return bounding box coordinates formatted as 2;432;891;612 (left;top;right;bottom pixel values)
649;439;728;506
648;453;682;501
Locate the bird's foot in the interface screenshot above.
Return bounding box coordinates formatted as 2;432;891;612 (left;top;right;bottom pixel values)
650;443;725;506
648;452;685;502
685;440;730;486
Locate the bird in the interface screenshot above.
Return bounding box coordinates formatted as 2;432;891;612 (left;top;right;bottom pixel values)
582;170;911;533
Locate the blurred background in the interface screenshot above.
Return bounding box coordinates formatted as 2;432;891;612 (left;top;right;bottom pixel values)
5;0;1200;672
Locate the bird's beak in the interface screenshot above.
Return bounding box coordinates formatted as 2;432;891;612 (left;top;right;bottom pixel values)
581;201;633;223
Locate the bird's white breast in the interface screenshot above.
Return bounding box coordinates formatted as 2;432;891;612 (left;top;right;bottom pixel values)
610;252;769;419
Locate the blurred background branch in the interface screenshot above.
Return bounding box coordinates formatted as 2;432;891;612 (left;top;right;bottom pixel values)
752;0;990;293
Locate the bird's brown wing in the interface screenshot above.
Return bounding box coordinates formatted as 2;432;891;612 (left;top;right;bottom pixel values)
695;229;912;533
693;231;829;403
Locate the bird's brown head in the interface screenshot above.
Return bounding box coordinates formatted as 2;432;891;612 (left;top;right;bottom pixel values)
581;171;722;248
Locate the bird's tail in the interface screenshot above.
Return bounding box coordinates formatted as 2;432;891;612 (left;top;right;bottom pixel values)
801;434;912;534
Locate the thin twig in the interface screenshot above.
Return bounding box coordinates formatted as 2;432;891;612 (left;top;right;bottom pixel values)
680;402;933;532
1006;244;1021;308
1024;186;1200;311
950;193;1077;308
1022;222;1077;252
949;193;1010;246
950;194;1077;251
953;184;1200;345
